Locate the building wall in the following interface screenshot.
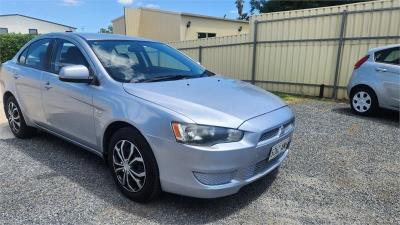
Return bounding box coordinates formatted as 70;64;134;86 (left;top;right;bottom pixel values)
112;16;125;35
0;15;75;34
137;8;181;42
180;15;249;40
122;8;181;42
115;8;250;42
124;8;141;37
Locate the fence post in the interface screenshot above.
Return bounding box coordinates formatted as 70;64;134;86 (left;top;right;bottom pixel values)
319;84;325;98
198;46;202;64
251;20;259;85
332;10;348;99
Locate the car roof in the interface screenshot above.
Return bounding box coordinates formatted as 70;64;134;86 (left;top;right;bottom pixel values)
40;32;157;42
368;44;400;53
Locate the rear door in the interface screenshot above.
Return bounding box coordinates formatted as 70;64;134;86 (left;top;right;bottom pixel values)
374;47;400;109
13;38;53;124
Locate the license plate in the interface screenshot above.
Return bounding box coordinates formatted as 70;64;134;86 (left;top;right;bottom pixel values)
269;138;290;161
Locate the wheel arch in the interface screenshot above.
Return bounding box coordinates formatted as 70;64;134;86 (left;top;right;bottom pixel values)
102;121;148;158
350;84;379;107
3;91;14;103
3;91;15;111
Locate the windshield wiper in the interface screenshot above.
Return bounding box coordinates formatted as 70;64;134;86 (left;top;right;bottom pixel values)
135;75;193;83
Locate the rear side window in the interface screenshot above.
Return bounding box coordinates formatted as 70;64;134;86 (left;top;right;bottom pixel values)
51;40;90;74
25;39;51;70
375;47;400;66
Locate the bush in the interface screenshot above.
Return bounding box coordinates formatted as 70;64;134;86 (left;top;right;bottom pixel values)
0;33;36;63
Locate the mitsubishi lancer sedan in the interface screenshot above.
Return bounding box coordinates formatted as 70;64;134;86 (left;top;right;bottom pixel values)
0;33;295;202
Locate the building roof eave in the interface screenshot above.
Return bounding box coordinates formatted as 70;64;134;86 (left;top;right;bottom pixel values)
0;14;77;29
123;7;249;24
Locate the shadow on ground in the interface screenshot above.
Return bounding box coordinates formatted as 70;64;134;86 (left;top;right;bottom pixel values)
4;132;277;224
332;106;399;127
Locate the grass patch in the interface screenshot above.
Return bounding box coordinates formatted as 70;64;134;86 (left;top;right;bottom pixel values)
273;92;308;104
272;92;340;104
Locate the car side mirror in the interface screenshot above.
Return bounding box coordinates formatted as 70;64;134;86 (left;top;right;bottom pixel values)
59;65;93;83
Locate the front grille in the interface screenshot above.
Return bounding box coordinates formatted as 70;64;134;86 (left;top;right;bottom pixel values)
244;159;269;179
193;171;236;185
283;118;294;132
259;128;280;142
259;118;294;143
254;159;269;174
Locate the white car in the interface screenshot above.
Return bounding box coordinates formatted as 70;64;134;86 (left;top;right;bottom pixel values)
347;44;400;115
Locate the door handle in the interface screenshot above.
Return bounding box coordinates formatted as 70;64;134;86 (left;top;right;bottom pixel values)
375;67;387;72
12;73;19;79
44;81;52;90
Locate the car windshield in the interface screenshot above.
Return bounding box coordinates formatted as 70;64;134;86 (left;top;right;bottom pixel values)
89;40;208;83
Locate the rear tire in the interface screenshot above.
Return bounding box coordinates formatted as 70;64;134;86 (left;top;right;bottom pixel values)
350;87;378;116
4;96;36;138
107;127;161;202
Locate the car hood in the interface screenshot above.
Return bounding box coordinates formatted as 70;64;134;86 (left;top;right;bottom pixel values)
123;76;286;128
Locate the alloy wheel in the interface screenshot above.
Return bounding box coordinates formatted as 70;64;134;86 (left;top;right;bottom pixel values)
352;91;372;113
8;102;21;133
113;140;146;192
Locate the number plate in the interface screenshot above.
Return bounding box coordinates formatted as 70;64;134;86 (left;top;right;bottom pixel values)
269;138;290;161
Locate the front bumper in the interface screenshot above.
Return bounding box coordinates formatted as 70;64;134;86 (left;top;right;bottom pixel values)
146;106;294;198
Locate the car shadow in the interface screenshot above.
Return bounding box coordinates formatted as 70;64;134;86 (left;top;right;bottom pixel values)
4;131;277;224
332;106;399;127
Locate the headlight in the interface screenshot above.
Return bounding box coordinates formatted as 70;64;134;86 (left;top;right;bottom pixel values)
171;122;244;146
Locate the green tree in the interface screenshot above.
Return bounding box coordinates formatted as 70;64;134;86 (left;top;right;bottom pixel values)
0;33;36;63
236;0;249;20
99;25;113;34
250;0;373;14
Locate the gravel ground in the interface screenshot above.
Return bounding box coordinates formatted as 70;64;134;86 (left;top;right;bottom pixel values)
0;99;399;225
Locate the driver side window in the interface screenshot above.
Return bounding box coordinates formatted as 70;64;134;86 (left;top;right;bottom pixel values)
51;40;91;74
143;46;190;71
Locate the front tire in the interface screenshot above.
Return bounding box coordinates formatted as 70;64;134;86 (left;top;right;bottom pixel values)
107;127;160;202
4;96;36;138
350;87;378;116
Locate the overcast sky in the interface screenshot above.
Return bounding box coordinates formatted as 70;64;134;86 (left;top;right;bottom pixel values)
0;0;250;32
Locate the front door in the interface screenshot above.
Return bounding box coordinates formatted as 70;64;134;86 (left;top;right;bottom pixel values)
41;38;97;149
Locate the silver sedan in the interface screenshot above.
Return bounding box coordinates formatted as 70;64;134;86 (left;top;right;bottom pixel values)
0;33;295;202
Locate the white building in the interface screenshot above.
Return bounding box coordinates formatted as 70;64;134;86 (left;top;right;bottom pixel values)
0;14;76;34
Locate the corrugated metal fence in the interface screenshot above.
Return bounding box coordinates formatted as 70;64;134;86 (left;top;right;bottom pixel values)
170;0;400;99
